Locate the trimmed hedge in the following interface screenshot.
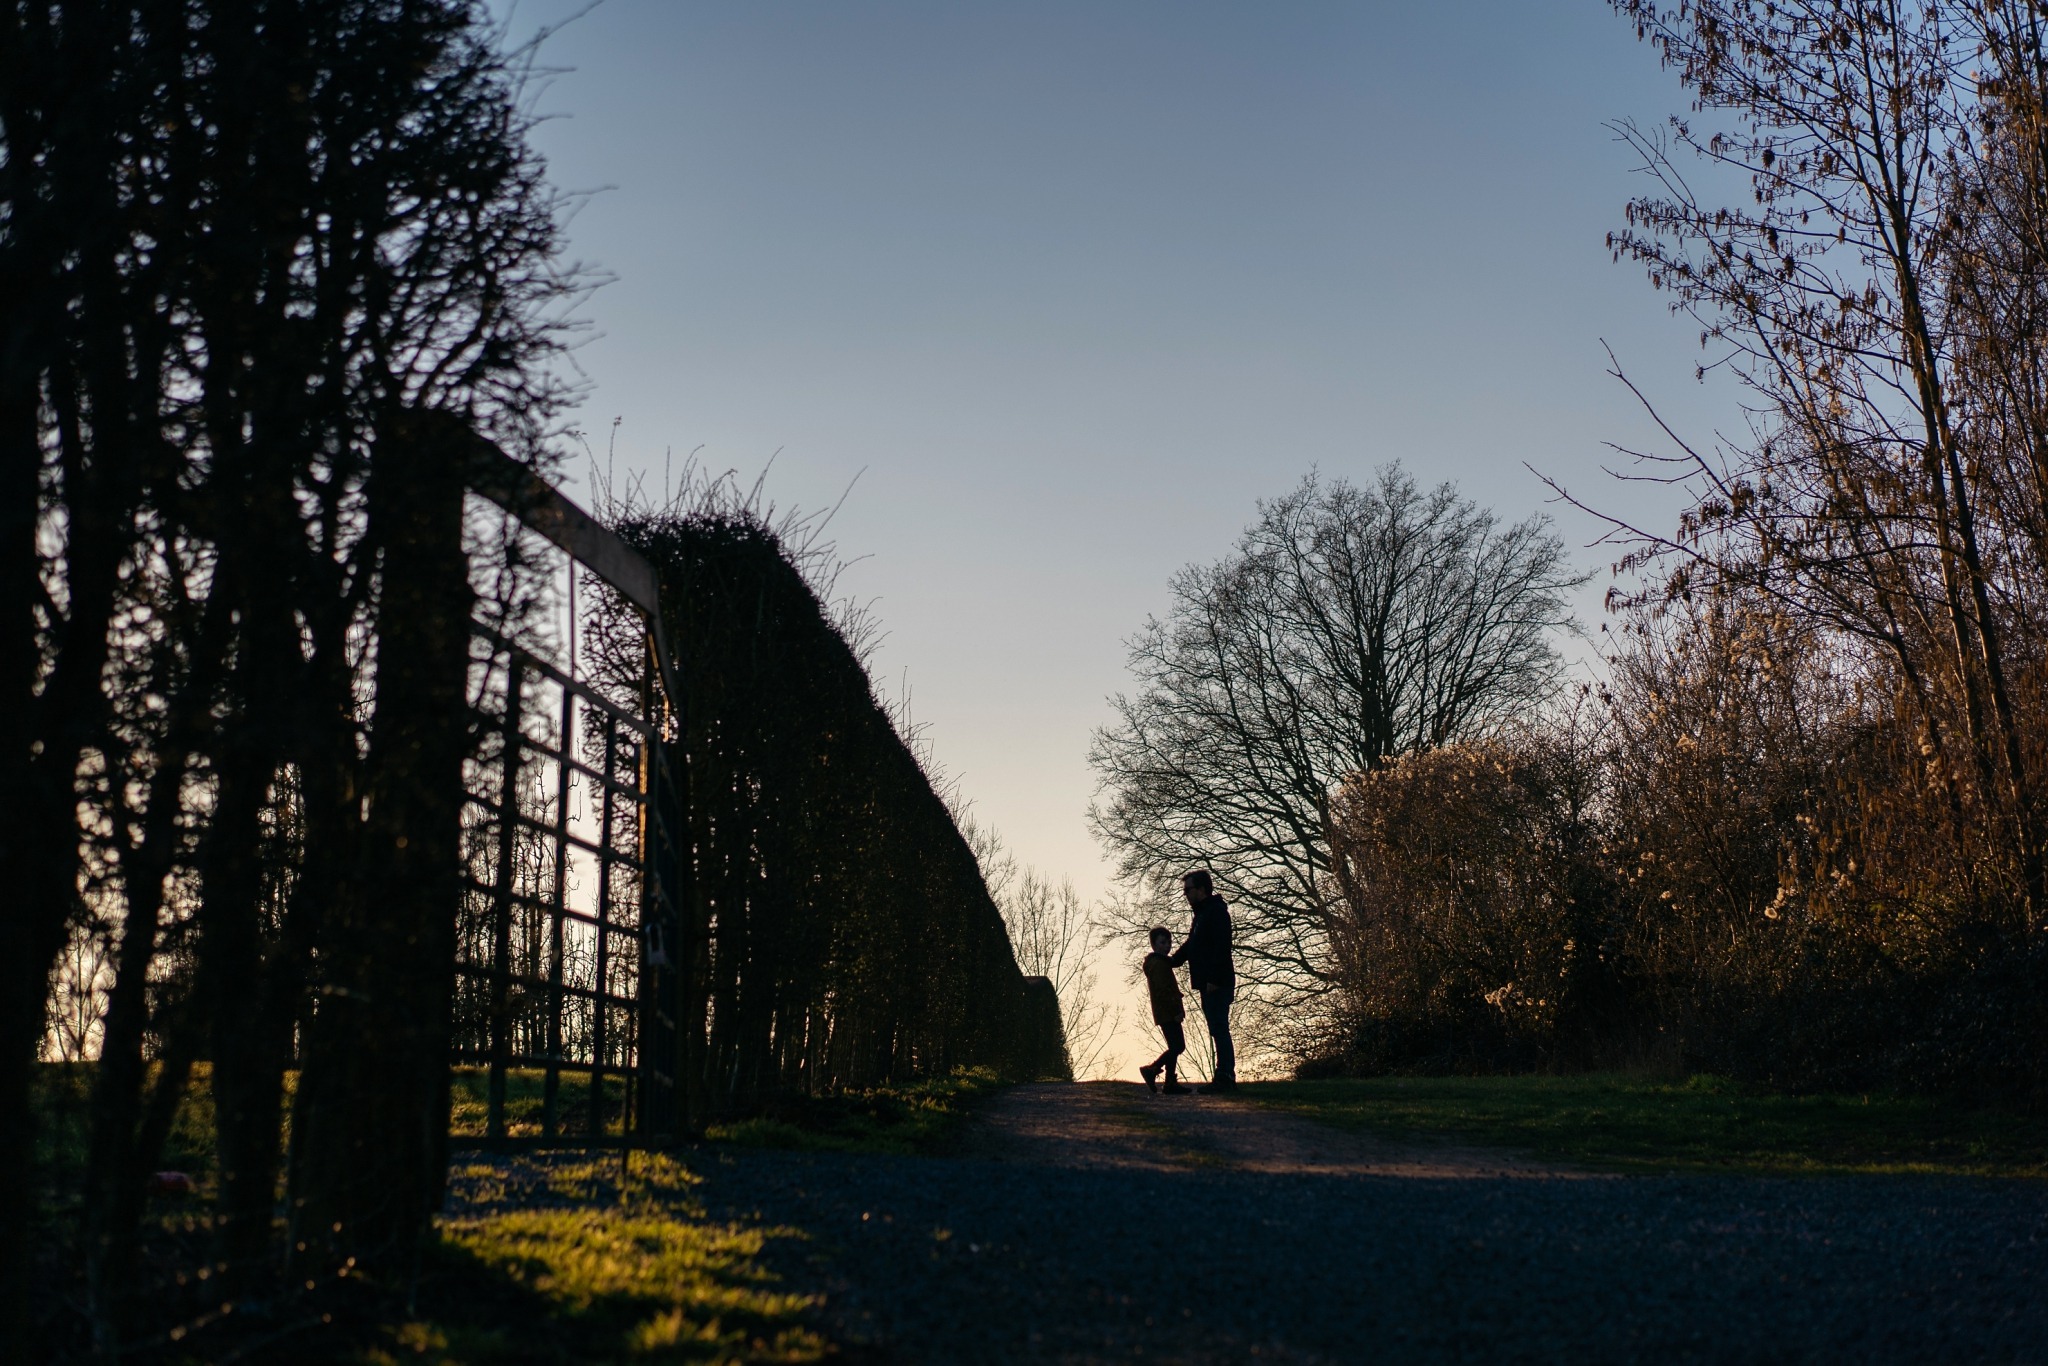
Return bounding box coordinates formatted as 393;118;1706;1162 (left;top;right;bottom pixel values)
619;514;1068;1118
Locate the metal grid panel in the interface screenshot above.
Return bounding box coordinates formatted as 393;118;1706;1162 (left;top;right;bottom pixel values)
452;623;680;1143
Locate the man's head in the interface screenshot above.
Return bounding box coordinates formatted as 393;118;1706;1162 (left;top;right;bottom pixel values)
1181;870;1213;904
1149;926;1172;954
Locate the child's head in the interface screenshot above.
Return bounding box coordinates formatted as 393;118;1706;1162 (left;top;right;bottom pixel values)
1149;926;1171;954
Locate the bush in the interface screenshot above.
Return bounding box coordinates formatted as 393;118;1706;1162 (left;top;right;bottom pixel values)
1322;720;1622;1074
1310;598;2048;1109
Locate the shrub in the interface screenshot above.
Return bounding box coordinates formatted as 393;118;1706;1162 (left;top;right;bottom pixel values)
1323;718;1622;1074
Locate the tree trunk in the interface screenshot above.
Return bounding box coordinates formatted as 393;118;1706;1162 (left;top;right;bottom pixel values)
289;410;474;1284
0;380;46;1352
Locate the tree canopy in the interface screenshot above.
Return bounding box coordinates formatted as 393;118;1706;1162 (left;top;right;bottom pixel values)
1089;467;1581;1014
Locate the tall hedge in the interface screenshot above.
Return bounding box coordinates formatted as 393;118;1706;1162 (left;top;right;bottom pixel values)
614;514;1067;1116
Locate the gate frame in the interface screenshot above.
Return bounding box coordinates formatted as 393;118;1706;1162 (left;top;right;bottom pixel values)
459;439;689;1146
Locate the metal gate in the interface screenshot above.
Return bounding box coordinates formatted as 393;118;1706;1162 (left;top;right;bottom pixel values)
450;444;686;1145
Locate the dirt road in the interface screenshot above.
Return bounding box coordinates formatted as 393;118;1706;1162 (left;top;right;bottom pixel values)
672;1081;2048;1363
963;1080;1587;1178
434;1081;2048;1363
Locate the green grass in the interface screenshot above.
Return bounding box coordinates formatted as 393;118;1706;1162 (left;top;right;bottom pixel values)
37;1063;629;1185
35;1061;1004;1168
703;1066;1005;1155
29;1062;1006;1358
356;1154;830;1364
1248;1073;2048;1176
449;1066;633;1140
31;1066;843;1360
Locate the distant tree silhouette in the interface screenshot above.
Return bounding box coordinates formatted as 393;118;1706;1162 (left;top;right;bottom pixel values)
963;814;1118;1078
1089;468;1581;1031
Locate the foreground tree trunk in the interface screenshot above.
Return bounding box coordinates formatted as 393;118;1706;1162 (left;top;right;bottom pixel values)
289;412;475;1283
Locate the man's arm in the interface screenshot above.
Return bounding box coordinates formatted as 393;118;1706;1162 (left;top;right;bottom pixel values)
1167;912;1199;967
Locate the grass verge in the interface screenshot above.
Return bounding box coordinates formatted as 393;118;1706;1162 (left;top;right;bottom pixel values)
351;1154;830;1365
31;1063;1000;1357
1247;1073;2048;1176
703;1067;1005;1155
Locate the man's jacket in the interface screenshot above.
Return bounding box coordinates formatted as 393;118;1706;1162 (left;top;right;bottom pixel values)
1170;895;1234;990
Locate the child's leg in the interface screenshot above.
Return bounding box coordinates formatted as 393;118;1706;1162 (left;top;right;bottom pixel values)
1161;1018;1186;1083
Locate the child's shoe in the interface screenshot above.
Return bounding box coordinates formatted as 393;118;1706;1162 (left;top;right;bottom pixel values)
1161;1080;1191;1094
1139;1063;1160;1094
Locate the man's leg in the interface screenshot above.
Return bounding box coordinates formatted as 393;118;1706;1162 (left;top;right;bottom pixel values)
1200;984;1235;1085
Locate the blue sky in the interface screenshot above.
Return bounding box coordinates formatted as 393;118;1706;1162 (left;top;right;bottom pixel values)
498;0;1745;1062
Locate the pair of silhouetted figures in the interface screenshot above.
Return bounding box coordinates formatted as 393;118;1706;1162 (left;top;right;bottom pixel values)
1139;869;1235;1095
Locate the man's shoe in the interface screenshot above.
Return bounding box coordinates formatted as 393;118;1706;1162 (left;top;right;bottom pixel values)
1196;1080;1237;1094
1161;1081;1191;1095
1139;1064;1160;1094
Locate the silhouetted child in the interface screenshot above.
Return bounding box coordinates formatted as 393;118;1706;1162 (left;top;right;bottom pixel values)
1139;927;1189;1094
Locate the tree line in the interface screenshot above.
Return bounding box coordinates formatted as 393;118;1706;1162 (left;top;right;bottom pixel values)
1093;1;2048;1102
3;0;590;1351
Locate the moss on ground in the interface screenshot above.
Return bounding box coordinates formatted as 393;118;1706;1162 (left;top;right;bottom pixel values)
1249;1073;2048;1176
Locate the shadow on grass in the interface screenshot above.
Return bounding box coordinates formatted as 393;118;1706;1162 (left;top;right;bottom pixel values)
279;1154;836;1365
34;1063;986;1360
389;1199;831;1362
1249;1073;2048;1176
49;1152;840;1364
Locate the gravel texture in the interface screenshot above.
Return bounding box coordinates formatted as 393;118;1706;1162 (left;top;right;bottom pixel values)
677;1082;2048;1364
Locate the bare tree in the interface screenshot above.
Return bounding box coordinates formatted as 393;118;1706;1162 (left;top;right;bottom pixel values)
1577;0;2048;924
1089;467;1582;1016
959;812;1118;1077
3;0;583;1341
1000;870;1119;1079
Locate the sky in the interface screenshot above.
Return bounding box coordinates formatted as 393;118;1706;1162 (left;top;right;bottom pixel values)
496;0;1749;1072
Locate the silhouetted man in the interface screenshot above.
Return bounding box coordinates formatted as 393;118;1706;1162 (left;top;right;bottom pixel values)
1170;869;1235;1091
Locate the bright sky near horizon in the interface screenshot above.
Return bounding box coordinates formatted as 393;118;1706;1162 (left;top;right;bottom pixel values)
498;1;1746;1072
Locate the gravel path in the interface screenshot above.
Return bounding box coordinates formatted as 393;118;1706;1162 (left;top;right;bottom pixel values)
961;1082;1586;1178
677;1082;2048;1364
